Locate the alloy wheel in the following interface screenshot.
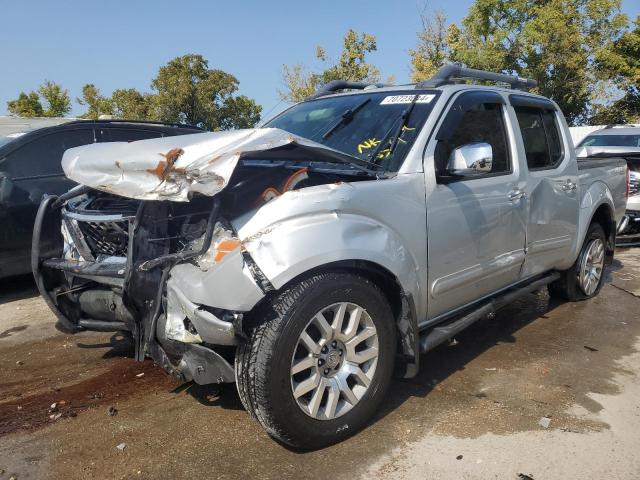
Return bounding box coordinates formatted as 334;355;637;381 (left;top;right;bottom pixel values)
578;238;605;296
290;302;379;420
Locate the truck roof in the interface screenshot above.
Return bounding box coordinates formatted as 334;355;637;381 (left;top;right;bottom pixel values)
314;82;550;101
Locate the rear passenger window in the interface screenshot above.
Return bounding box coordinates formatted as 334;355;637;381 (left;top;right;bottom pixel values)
5;129;94;178
514;107;564;170
434;91;510;178
98;128;162;142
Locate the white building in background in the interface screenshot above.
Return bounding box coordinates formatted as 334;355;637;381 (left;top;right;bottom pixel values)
0;116;79;137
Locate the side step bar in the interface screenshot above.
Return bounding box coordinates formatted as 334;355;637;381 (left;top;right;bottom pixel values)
419;272;560;353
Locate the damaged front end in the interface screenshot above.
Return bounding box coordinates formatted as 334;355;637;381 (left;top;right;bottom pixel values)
32;190;239;384
32;128;376;385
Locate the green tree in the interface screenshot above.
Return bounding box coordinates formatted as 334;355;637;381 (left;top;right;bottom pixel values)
410;11;454;82
280;30;383;102
7;92;43;117
592;16;640;123
590;90;640;124
7;81;70;117
281;64;319;104
110;88;153;120
38;80;71;117
77;84;113;119
150;54;262;130
455;0;628;124
411;0;628;125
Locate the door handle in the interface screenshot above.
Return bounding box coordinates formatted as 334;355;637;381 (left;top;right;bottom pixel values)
561;180;577;192
508;189;526;201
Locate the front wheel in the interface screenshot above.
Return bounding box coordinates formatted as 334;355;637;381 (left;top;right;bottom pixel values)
235;271;396;449
549;223;607;301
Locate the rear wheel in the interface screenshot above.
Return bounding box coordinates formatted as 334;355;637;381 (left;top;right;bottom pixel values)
235;271;396;449
549;223;606;301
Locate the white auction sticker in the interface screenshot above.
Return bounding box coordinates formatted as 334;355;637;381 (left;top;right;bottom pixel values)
380;95;415;105
381;94;435;105
416;94;435;103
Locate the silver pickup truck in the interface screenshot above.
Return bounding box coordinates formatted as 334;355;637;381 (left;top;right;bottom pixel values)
33;66;627;449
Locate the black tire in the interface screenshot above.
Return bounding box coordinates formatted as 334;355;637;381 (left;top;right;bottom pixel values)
549;222;607;301
235;271;396;449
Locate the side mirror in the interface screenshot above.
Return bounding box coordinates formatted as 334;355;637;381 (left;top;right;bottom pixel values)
0;172;12;205
446;142;493;176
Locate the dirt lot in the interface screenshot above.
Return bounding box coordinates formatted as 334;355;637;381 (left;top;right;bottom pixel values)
1;250;639;479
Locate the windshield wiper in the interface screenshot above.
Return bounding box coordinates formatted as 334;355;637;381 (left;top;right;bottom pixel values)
368;95;419;164
321;98;371;141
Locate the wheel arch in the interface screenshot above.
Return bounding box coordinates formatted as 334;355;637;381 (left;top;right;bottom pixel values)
248;259;421;379
585;202;616;265
592;202;615;244
574;180;618;265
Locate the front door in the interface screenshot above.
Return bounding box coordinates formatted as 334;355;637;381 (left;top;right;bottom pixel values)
510;96;579;277
425;90;527;320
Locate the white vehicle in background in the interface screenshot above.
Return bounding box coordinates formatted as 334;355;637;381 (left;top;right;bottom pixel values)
577;126;640;246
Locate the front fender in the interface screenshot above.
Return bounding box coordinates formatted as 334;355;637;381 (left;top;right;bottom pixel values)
235;177;427;315
242;211;420;301
172;175;428;320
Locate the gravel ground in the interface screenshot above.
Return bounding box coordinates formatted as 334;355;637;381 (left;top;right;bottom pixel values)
0;250;639;479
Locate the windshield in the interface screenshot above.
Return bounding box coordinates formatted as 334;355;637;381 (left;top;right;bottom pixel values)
265;90;440;172
579;134;640;147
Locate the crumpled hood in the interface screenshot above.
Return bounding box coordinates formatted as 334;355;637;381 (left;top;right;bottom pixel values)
61;127;362;202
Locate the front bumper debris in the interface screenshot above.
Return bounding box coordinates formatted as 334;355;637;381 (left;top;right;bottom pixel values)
164;280;238;345
32;190;241;385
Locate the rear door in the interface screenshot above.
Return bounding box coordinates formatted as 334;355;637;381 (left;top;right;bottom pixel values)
510;95;579;277
425;90;528;320
0;128;94;276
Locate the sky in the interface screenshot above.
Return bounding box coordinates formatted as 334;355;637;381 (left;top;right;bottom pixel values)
1;0;639;120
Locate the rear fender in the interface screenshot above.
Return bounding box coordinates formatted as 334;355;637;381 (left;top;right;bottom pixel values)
567;181;616;267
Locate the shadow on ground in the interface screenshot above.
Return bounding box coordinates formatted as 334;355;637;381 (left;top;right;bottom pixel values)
76;332;136;359
0;274;38;304
68;286;565;444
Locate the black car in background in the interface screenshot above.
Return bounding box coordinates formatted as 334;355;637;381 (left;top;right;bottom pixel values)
0;120;203;278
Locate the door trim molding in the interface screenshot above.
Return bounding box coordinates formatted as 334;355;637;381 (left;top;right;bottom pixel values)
430;248;526;297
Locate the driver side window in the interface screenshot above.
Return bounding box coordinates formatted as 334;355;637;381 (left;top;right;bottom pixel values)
434;91;510;179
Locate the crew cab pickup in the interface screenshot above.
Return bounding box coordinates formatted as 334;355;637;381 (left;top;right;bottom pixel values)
33;65;628;449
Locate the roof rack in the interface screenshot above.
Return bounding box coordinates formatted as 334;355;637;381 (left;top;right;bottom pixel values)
416;64;537;90
62;119;204;130
603;124;634;129
306;80;385;100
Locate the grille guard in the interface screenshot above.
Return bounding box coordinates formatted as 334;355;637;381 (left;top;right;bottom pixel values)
32;189;223;372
